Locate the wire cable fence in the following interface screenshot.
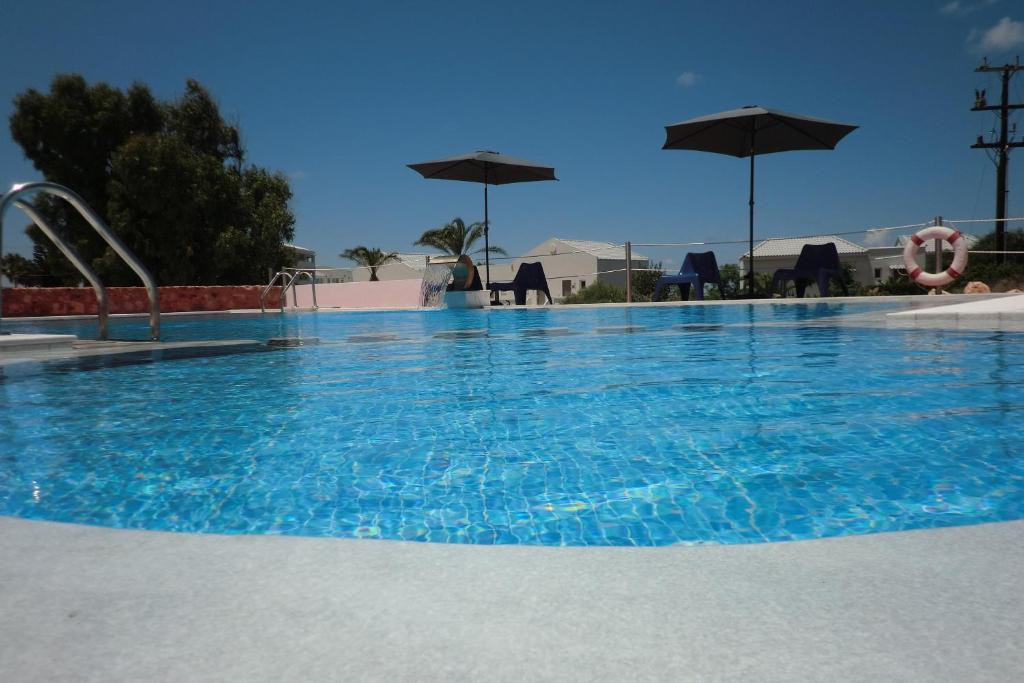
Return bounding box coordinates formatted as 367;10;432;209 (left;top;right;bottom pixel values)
285;215;1024;301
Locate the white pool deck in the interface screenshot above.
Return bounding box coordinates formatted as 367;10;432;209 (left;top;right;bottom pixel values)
1;517;1021;682
2;293;1023;681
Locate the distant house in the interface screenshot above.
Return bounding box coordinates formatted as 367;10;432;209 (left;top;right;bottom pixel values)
349;252;431;282
284;243;316;270
313;268;353;284
739;236;870;286
740;232;981;290
484;238;650;303
283;244;352;283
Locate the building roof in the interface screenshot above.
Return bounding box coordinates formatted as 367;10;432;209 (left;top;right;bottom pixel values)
552;238;649;261
896;233;979;252
284;243;315;257
741;235;866;259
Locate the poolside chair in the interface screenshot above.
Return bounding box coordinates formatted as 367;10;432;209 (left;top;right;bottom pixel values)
652;251;722;301
489;262;552;305
771;243;849;298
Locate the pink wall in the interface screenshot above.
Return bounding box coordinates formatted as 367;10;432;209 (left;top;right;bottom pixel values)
2;286;281;317
292;280;422;309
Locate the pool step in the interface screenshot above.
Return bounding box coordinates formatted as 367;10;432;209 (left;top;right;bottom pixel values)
268;337;320;348
0;333;77;353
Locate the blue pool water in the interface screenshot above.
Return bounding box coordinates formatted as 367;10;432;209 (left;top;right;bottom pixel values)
1;303;1022;546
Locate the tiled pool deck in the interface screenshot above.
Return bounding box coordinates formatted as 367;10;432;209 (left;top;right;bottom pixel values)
1;294;1022;681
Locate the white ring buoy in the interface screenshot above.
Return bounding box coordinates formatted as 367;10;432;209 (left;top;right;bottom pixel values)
902;226;969;288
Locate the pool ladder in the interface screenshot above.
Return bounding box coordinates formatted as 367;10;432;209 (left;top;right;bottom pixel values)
0;182;160;341
260;270;318;313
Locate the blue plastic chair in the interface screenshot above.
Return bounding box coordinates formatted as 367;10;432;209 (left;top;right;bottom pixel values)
489;262;553;305
652;251;722;301
771;243;849;298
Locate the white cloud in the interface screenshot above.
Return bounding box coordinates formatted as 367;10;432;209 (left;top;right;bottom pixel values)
288;170;308;181
941;0;999;15
976;16;1024;51
862;229;894;248
676;71;700;88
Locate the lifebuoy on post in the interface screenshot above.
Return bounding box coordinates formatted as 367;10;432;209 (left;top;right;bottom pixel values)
902;226;969;288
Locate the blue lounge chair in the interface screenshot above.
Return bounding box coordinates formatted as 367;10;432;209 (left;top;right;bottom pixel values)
652;251;722;301
771;243;849;298
489;262;552;305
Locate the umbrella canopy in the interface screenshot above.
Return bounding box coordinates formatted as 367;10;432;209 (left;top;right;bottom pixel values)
408;150;556;185
408;150;557;288
662;106;857;296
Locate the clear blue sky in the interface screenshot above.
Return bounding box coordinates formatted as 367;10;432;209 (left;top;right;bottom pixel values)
1;0;1023;269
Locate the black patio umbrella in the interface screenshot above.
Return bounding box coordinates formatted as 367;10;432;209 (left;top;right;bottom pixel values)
408;150;557;287
662;106;857;295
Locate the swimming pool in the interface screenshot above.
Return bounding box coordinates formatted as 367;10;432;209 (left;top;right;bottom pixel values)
2;303;1022;545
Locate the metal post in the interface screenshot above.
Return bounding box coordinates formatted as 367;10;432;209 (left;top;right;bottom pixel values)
483;179;490;290
311;252;318;308
934;216;943;293
749;146;756;297
625;241;633;303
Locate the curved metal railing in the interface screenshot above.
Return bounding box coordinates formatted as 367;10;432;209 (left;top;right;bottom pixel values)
0;181;160;340
11;200;111;340
260;271;293;313
261;270;319;312
282;270;318;310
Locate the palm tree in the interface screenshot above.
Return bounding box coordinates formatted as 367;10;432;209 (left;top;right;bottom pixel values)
340;246;398;282
414;217;507;257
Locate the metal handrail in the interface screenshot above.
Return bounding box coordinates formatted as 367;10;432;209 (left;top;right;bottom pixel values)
0;181;160;340
12;200;110;340
260;271;293;312
283;270;318;310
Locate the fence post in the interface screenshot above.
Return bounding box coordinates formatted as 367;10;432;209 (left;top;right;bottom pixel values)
625;241;632;303
934;216;943;293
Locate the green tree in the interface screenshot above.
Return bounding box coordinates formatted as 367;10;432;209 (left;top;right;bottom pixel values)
341;246;398;281
630;261;664;301
5;74;294;286
414;217;507;257
959;228;1024;291
562;280;626;304
712;264;769;298
0;253;40;286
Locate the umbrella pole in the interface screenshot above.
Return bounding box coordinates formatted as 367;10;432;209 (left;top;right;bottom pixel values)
484;182;490;290
748;151;755;297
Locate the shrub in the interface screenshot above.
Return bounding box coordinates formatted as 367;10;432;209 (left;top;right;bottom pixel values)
630;262;664;302
562;280;626;304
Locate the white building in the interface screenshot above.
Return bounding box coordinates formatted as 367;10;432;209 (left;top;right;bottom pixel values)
739;236;871;288
484;238;650;303
349;253;430;282
313;268;353;284
739;233;982;292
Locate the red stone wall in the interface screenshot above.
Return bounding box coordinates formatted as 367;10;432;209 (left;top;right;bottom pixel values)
1;286;282;317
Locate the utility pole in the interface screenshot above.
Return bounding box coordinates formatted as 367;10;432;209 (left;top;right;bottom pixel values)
971;56;1024;263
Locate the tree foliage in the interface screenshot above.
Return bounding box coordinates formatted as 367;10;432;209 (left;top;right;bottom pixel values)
5;74;294;286
414;217;506;257
0;253;36;286
562;280;626;304
959;228;1024;291
630;262;664;302
340;246;398;281
707;264;772;299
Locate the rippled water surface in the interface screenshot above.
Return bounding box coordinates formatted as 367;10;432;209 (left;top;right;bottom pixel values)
2;303;1022;545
